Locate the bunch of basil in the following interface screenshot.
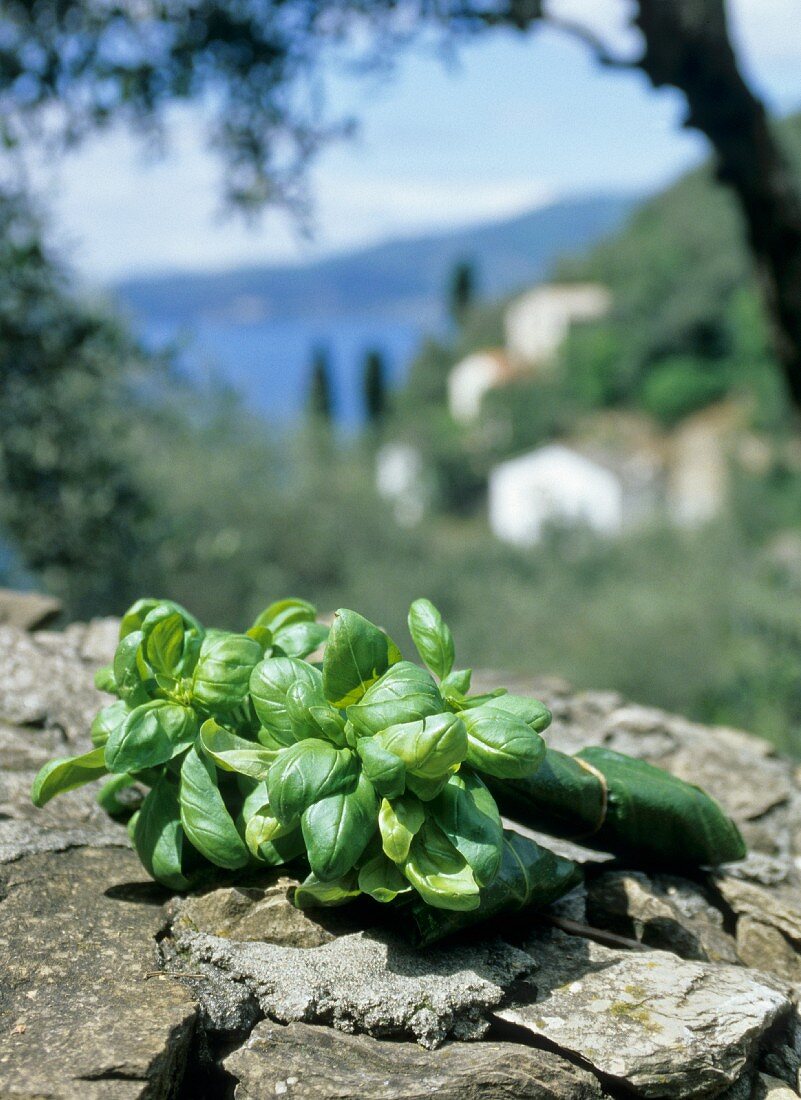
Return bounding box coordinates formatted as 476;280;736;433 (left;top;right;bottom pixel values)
32;596;553;913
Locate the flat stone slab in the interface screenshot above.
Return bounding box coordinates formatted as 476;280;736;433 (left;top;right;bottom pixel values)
225;1020;604;1099
495;928;790;1098
171;927;536;1049
0;846;196;1099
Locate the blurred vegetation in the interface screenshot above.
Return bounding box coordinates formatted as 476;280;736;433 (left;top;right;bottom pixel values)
6;112;801;757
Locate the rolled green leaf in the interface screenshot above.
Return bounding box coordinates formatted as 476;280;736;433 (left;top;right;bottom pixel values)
486;748;605;837
31;747;108;807
407;830;582;946
322;608;402;708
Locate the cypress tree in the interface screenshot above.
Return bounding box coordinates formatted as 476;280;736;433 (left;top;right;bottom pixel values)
308;346;333;422
363;348;388;425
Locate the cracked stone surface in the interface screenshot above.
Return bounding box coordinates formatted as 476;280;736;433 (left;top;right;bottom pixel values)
224;1020;605;1099
0;846;196;1099
495;927;791;1098
169;926;536;1049
1;616;801;1097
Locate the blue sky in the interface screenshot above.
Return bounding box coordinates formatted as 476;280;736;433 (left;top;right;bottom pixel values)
39;0;801;281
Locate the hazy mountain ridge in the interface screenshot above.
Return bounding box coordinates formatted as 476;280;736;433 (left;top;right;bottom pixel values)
115;193;637;326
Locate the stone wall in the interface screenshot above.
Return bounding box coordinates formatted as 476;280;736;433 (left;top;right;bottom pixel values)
1;604;801;1099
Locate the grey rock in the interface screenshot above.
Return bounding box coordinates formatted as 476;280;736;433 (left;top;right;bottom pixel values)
736;917;801;982
754;1074;799;1099
225;1020;604;1099
0;587;62;630
495;927;790;1098
587;870;738;963
0;846;197;1099
713;874;801;945
170;927;535;1049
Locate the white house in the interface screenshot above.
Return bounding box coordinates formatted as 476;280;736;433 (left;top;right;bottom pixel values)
447;349;512;424
375;442;427;526
488;444;625;548
504;283;612;371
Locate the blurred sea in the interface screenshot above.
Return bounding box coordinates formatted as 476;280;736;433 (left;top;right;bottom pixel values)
145;314;423;426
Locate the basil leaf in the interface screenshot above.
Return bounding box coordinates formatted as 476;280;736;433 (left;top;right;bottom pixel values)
134;776;193;890
480;693;552;733
112;630;151;706
105;700;198;773
460;706;546;779
31;747;107;807
402;820;481;911
286;680;347;746
408;598;455;680
429;771;503;887
96;772;140;816
94;664;117;694
179;745;250;869
322;608;402;708
440;668;472;705
246;624;274;653
120;598;202;641
378;794;425;862
273;621;329;659
90;700;129;747
244;800;294;852
405;771;453;801
252;597;317;633
142;606;186;678
192;632;262;710
356;737;406;798
301;772;377;881
358;853;412;903
250;656;323;738
268;740;357;825
199;718;274;779
293;870;361;908
346;662;443;736
374;713;467;779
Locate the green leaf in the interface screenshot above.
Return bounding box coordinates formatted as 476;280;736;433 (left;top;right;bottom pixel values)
356;737;406;798
405;772;453;801
408;598;455;680
402;821;481;911
112;630;151;706
378;794;425;862
479;693;552;733
134;776;193;890
90;700;129;747
441;668;472;704
142;606;187;678
301;772;378;881
246;624;273;653
244;801;294;853
105;700;198;774
199;718;274;779
460;706;546;779
430;771;503;886
293;870;361;908
346;662;443;736
268;740;357;825
192;632;262;710
96;772;140;816
286;680;347;746
358;853;412;903
179;745;250;869
250;657;324;739
94;664;117;694
120;598;201;640
31;747;107;807
322;608;402;708
273;621;329;659
252;597;317;634
374;712;467;779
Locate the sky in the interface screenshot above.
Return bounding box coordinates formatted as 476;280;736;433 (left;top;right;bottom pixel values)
34;0;801;282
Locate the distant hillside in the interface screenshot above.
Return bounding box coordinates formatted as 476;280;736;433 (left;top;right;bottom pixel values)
115;193;636;327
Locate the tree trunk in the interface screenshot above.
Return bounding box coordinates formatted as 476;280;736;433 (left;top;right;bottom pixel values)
633;0;801;408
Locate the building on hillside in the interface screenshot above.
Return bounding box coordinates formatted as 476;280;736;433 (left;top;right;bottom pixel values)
504;283;612;371
667;401;748;526
488;445;625;548
375;442;427;526
447;349;514;424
